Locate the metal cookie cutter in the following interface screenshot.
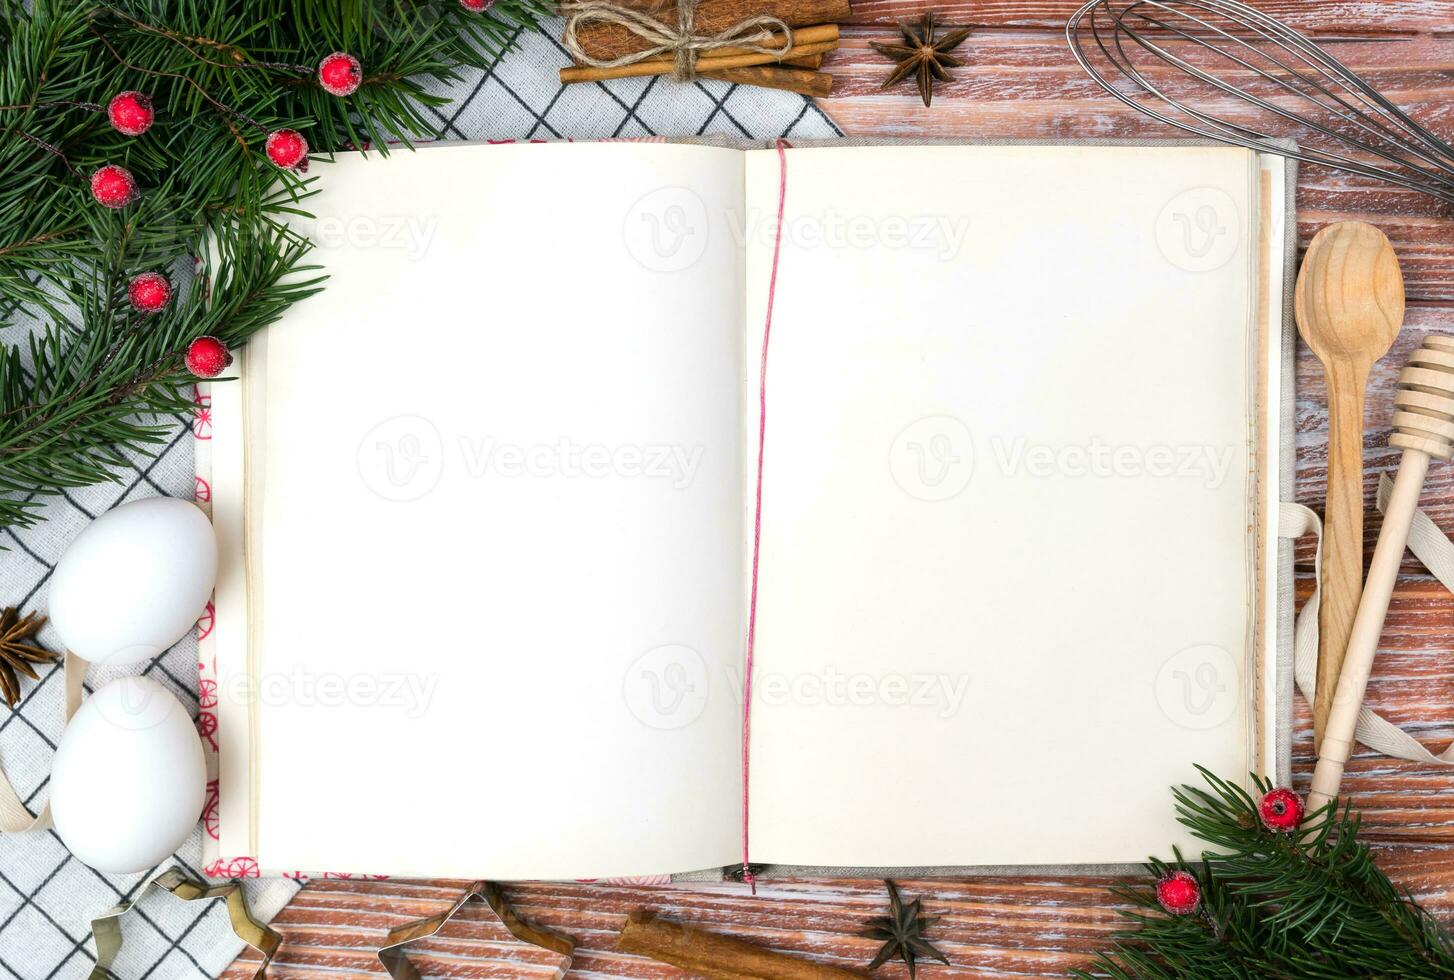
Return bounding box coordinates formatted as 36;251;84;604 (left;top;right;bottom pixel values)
378;880;575;980
89;868;280;979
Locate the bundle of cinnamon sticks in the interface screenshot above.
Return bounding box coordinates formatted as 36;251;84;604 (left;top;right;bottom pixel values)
559;0;850;96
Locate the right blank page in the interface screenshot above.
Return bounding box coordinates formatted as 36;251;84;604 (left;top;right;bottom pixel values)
743;144;1261;867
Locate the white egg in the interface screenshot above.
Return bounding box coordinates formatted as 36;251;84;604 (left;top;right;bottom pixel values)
49;496;217;666
50;676;206;874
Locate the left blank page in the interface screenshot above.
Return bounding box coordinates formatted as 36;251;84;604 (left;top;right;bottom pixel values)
222;142;747;879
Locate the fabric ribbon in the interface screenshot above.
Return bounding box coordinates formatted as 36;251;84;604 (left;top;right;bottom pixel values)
1281;477;1454;766
0;651;85;833
559;0;794;80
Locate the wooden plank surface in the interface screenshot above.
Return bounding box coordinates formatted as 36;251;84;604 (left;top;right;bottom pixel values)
229;2;1454;975
843;0;1454;32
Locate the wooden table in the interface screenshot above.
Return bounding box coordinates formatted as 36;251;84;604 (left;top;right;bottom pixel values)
229;2;1454;975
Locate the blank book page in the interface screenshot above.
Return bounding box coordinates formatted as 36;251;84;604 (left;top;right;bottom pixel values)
742;145;1261;867
248;142;748;878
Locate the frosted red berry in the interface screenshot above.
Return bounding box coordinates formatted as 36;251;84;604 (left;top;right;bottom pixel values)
185;336;233;378
318;52;362;96
266;129;309;171
128;272;171;313
1258;787;1305;833
1155;871;1200;916
90;165;137;208
107;91;154;137
459;0;495;10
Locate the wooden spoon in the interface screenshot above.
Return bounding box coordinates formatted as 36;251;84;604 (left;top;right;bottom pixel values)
1294;221;1404;752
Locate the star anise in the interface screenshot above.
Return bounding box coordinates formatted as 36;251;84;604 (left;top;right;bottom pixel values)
864;880;950;977
0;607;56;709
869;13;971;108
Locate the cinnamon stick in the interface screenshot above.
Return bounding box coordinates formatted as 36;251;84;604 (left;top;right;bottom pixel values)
559;28;839;83
587;22;838;63
617;910;868;980
703;64;832;96
573;0;852;63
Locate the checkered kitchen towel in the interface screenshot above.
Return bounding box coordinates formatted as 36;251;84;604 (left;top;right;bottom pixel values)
0;21;839;980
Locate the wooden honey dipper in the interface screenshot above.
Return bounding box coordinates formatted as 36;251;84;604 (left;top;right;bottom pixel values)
1308;333;1454;813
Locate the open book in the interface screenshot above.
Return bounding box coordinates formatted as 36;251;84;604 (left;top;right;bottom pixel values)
208;139;1293;880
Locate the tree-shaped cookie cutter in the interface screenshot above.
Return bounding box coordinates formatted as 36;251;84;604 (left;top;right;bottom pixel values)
378;880;575;979
88;868;280;979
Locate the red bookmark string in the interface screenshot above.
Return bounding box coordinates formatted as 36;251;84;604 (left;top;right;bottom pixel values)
741;138;789;891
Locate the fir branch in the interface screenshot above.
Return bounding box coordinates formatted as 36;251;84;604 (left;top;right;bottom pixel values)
0;0;547;530
1077;768;1454;979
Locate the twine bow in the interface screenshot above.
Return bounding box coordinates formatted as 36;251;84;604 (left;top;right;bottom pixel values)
560;0;795;81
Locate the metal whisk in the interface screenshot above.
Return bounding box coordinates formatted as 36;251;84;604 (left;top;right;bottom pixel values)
1066;0;1454;206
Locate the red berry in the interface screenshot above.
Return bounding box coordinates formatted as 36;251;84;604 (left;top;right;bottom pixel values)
185;336;233;378
90;165;137;208
459;0;494;10
1155;871;1200;916
128;272;171;313
266;129;309;171
107;91;154;137
318;52;362;96
1258;787;1305;833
